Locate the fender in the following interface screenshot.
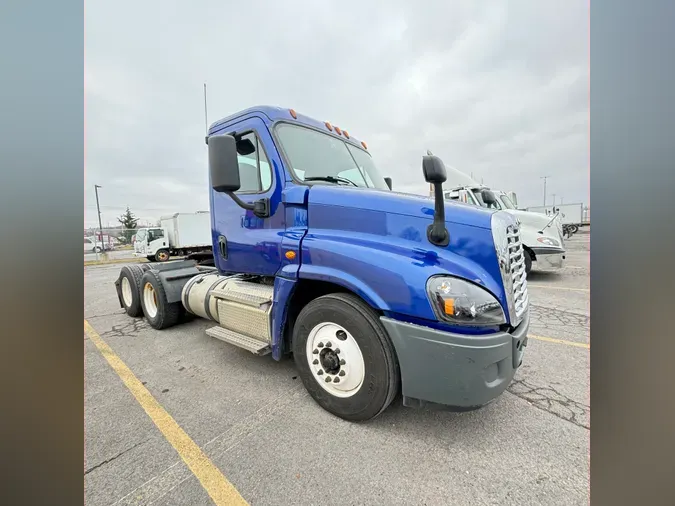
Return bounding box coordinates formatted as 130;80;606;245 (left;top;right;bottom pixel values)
298;224;506;324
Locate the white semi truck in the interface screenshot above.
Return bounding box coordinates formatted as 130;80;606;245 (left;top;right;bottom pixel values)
441;169;566;274
133;212;212;262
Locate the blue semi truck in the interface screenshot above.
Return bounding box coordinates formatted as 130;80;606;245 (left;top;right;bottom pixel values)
114;105;529;421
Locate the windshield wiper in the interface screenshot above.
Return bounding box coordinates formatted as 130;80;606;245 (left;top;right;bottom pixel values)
304;176;358;187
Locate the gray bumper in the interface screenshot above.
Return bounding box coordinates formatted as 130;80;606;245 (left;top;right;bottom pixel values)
380;311;529;409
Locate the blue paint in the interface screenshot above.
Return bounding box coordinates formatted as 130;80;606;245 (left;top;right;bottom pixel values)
208;106;510;361
272;276;297;360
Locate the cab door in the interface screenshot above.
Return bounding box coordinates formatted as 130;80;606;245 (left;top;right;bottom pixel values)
210;116;286;276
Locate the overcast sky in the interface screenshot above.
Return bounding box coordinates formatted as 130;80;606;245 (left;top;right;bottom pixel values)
85;0;588;228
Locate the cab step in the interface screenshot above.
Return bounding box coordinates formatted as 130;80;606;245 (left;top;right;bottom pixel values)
205;326;271;356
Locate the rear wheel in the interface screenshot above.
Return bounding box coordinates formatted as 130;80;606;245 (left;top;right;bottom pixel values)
118;265;147;317
292;293;399;422
140;270;183;329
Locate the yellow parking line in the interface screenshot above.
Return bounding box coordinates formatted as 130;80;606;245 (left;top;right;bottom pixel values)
84;320;248;506
529;334;590;349
528;284;589;293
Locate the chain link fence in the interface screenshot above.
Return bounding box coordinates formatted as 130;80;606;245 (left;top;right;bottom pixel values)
84;227;140;262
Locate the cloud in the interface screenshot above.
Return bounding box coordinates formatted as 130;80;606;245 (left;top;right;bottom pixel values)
85;0;588;226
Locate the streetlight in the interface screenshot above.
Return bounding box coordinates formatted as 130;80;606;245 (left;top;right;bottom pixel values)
540;176;551;206
94;185;105;254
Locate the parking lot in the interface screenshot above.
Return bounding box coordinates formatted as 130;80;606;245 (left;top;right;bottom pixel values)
84;231;590;506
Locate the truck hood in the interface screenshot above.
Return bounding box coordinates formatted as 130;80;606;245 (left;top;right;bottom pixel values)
306;185;496;230
504;209;564;247
301;184;510;327
503;209;556;229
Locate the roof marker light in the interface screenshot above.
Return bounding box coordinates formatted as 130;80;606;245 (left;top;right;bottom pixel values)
343;130;350;139
325;121;333;131
334;126;342;135
361;141;368;149
289;109;298;119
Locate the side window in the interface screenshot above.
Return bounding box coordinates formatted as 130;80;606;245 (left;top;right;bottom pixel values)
236;132;273;193
84;238;90;244
148;229;164;241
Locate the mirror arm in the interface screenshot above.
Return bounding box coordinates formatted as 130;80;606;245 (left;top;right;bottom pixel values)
226;192;270;218
226;191;255;211
427;183;450;247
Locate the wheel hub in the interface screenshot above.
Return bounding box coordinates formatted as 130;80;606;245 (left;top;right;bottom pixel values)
305;322;366;398
320;348;340;374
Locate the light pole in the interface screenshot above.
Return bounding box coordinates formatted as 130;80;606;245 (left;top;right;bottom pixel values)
540;176;551;206
552;193;557;206
94;185;104;254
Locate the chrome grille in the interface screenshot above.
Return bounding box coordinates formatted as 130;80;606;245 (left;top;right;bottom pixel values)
506;224;529;323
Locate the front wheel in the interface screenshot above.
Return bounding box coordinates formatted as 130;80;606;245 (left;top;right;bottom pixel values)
292;293;399;422
524;249;533;274
156;249;170;262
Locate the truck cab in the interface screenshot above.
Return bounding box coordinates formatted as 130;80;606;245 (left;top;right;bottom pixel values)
446;181;566;273
133;227;169;261
116;105;530;422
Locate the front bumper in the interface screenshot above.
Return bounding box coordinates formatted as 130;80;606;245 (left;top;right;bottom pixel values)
531;247;565;270
380;311;529;409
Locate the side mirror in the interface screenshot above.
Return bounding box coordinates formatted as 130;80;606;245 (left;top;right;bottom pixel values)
208;135;241;193
481;189;498;206
384;177;392;190
422;155;447;184
422;155;449;247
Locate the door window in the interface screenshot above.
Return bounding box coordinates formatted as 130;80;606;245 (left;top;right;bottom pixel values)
147;229;164;241
235;132;273;193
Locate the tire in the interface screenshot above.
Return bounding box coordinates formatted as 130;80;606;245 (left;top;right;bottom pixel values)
156;249;170;262
139;270;183;330
524;249;533;274
93;246;102;253
292;293;400;422
118;265;146;317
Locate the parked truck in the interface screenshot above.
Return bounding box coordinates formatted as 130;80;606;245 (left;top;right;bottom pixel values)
133;212;212;262
443;169;566;274
114;106;530;422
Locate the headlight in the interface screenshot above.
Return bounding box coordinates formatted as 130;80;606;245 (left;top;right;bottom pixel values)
426;276;506;326
537;236;560;247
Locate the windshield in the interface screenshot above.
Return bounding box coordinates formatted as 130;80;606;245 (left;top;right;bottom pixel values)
499;193;517;210
276;123;389;190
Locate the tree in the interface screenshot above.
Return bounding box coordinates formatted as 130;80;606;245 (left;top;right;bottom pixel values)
117;207;139;244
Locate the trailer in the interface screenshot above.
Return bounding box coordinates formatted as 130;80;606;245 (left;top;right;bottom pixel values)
133;211;212;262
114;105;530;422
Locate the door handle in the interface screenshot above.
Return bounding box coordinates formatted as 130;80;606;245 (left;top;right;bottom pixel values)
218;236;228;259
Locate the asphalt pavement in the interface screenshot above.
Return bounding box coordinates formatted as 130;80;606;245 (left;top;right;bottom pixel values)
84;231;590;506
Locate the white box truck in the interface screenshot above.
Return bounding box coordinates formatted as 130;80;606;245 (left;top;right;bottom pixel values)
133;212;212;262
